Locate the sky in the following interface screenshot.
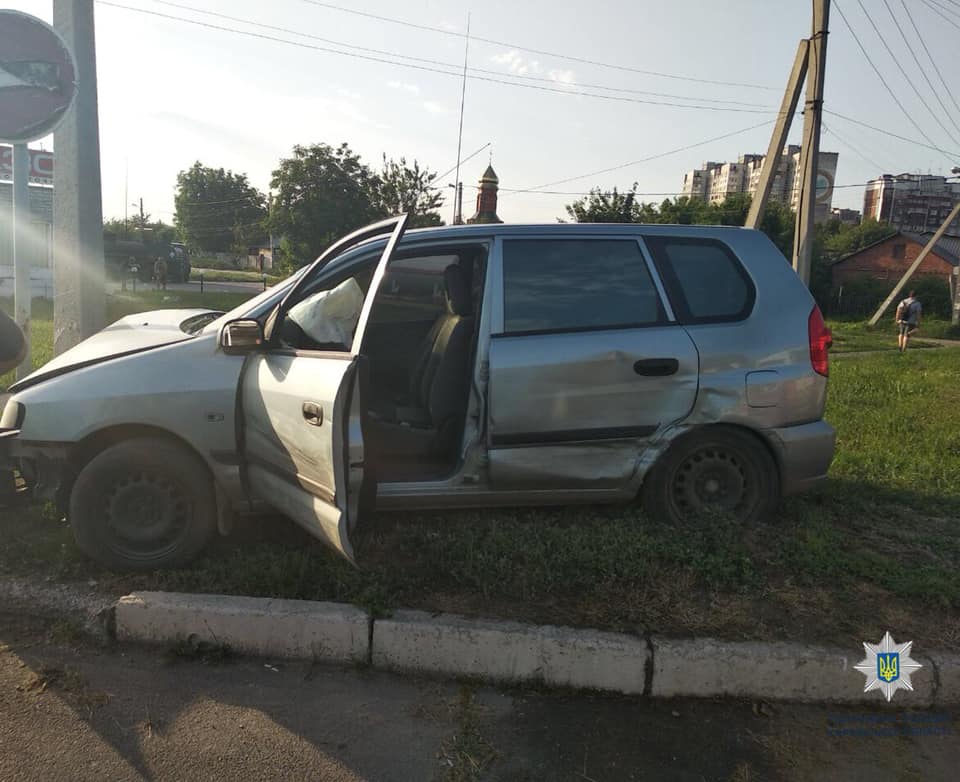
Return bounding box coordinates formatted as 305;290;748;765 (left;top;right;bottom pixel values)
5;0;960;226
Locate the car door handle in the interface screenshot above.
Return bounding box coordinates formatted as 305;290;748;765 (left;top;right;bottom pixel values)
634;358;679;377
302;402;324;426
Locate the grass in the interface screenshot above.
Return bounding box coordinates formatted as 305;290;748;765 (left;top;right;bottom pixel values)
2;319;960;647
827;317;959;353
0;290;254;391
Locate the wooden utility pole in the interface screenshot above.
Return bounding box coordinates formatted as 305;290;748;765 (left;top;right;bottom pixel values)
868;199;960;325
745;40;808;230
792;0;830;285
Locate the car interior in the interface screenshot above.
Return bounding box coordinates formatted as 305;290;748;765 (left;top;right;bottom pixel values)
277;244;487;482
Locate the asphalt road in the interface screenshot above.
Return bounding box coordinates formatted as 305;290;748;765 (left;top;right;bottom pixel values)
0;610;956;782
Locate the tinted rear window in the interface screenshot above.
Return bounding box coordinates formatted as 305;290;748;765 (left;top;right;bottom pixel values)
644;236;754;323
502;239;664;334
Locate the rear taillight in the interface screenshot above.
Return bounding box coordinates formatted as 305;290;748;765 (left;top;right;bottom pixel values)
808;305;831;377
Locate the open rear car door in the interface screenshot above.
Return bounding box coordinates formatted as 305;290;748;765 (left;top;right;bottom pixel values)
235;215;408;564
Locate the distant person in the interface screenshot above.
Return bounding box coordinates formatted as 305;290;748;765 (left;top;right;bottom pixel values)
153;255;168;291
0;310;27;375
896;290;922;352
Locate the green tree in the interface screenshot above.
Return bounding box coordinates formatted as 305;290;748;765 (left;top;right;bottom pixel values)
269;143;381;268
103;217;177;245
817;217;894;260
174;162;267;254
375;155;444;227
562;190;796;257
564;184;640;223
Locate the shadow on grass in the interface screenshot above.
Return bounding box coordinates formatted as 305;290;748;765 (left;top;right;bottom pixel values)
3;480;957;646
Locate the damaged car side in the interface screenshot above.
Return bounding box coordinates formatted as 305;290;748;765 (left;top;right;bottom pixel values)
0;217;835;571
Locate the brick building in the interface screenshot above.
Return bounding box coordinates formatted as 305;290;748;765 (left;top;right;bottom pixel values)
830;231;959;288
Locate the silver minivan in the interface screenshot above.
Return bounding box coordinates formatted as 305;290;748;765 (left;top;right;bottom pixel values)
0;216;835;571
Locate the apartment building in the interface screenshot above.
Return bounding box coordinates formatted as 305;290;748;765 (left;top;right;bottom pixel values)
681;145;839;221
863;173;960;235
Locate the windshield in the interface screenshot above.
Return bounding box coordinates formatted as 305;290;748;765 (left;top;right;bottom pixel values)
201;266;307;334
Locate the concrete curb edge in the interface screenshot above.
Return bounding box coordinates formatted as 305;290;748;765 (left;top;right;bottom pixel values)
114;591;959;705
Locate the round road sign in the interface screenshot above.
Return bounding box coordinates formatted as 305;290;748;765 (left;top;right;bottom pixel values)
0;10;77;143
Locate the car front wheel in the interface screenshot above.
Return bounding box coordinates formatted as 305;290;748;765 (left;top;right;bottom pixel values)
642;426;780;525
69;438;217;571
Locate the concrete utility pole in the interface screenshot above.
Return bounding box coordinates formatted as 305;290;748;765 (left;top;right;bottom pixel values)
868;198;960;326
745;40;808;230
792;0;830;285
12;144;31;381
53;0;105;355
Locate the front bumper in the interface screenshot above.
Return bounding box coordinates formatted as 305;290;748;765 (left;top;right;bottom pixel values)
764;419;836;496
0;429;26;505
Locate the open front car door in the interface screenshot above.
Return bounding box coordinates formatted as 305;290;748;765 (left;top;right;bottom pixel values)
235;215;408;564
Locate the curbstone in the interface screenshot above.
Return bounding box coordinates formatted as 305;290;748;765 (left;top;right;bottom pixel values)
372;610;649;694
115;591;370;662
111;592;958;705
651;637;936;705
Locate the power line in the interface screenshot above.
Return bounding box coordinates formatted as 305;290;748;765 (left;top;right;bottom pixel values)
178;195;265;206
495;180;878;197
510;119;776;194
882;0;960;142
147;0;769;108
918;0;960;31
824;109;960;158
903;0;960;126
854;0;960;148
833;1;954;160
435;142;491;183
822;123;887;174
97;2;779;114
923;0;960;21
298;0;779;91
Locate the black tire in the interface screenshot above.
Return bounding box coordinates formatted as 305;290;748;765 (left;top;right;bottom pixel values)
642;426;780;525
69;438;217;571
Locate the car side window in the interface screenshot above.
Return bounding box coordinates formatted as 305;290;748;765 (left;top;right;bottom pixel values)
368;254;460;326
644;236;754;324
501;239;665;335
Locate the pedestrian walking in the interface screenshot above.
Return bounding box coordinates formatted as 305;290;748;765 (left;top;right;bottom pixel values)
896;290;922;353
153;255;168;291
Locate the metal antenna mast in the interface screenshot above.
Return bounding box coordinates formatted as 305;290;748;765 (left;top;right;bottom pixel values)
452;12;471;224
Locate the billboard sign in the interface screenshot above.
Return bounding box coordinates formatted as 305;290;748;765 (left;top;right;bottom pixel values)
0;10;77;143
0;145;53;184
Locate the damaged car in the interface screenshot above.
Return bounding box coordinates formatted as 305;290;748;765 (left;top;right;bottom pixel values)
0;216;835;571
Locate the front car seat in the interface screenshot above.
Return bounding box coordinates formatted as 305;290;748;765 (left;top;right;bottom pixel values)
370;264;474;460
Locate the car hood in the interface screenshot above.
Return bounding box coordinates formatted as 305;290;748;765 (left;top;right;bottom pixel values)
9;309;221;392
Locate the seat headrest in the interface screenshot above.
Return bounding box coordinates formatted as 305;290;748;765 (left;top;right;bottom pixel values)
444;264;471;316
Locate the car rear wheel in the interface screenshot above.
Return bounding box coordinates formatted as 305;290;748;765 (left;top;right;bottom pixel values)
642;427;779;525
69;438;217;571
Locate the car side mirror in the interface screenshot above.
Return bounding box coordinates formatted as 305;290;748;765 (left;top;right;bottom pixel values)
219;319;264;355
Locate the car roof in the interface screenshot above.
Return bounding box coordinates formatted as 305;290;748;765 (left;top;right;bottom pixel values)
320;221;758;274
401;222;752;239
